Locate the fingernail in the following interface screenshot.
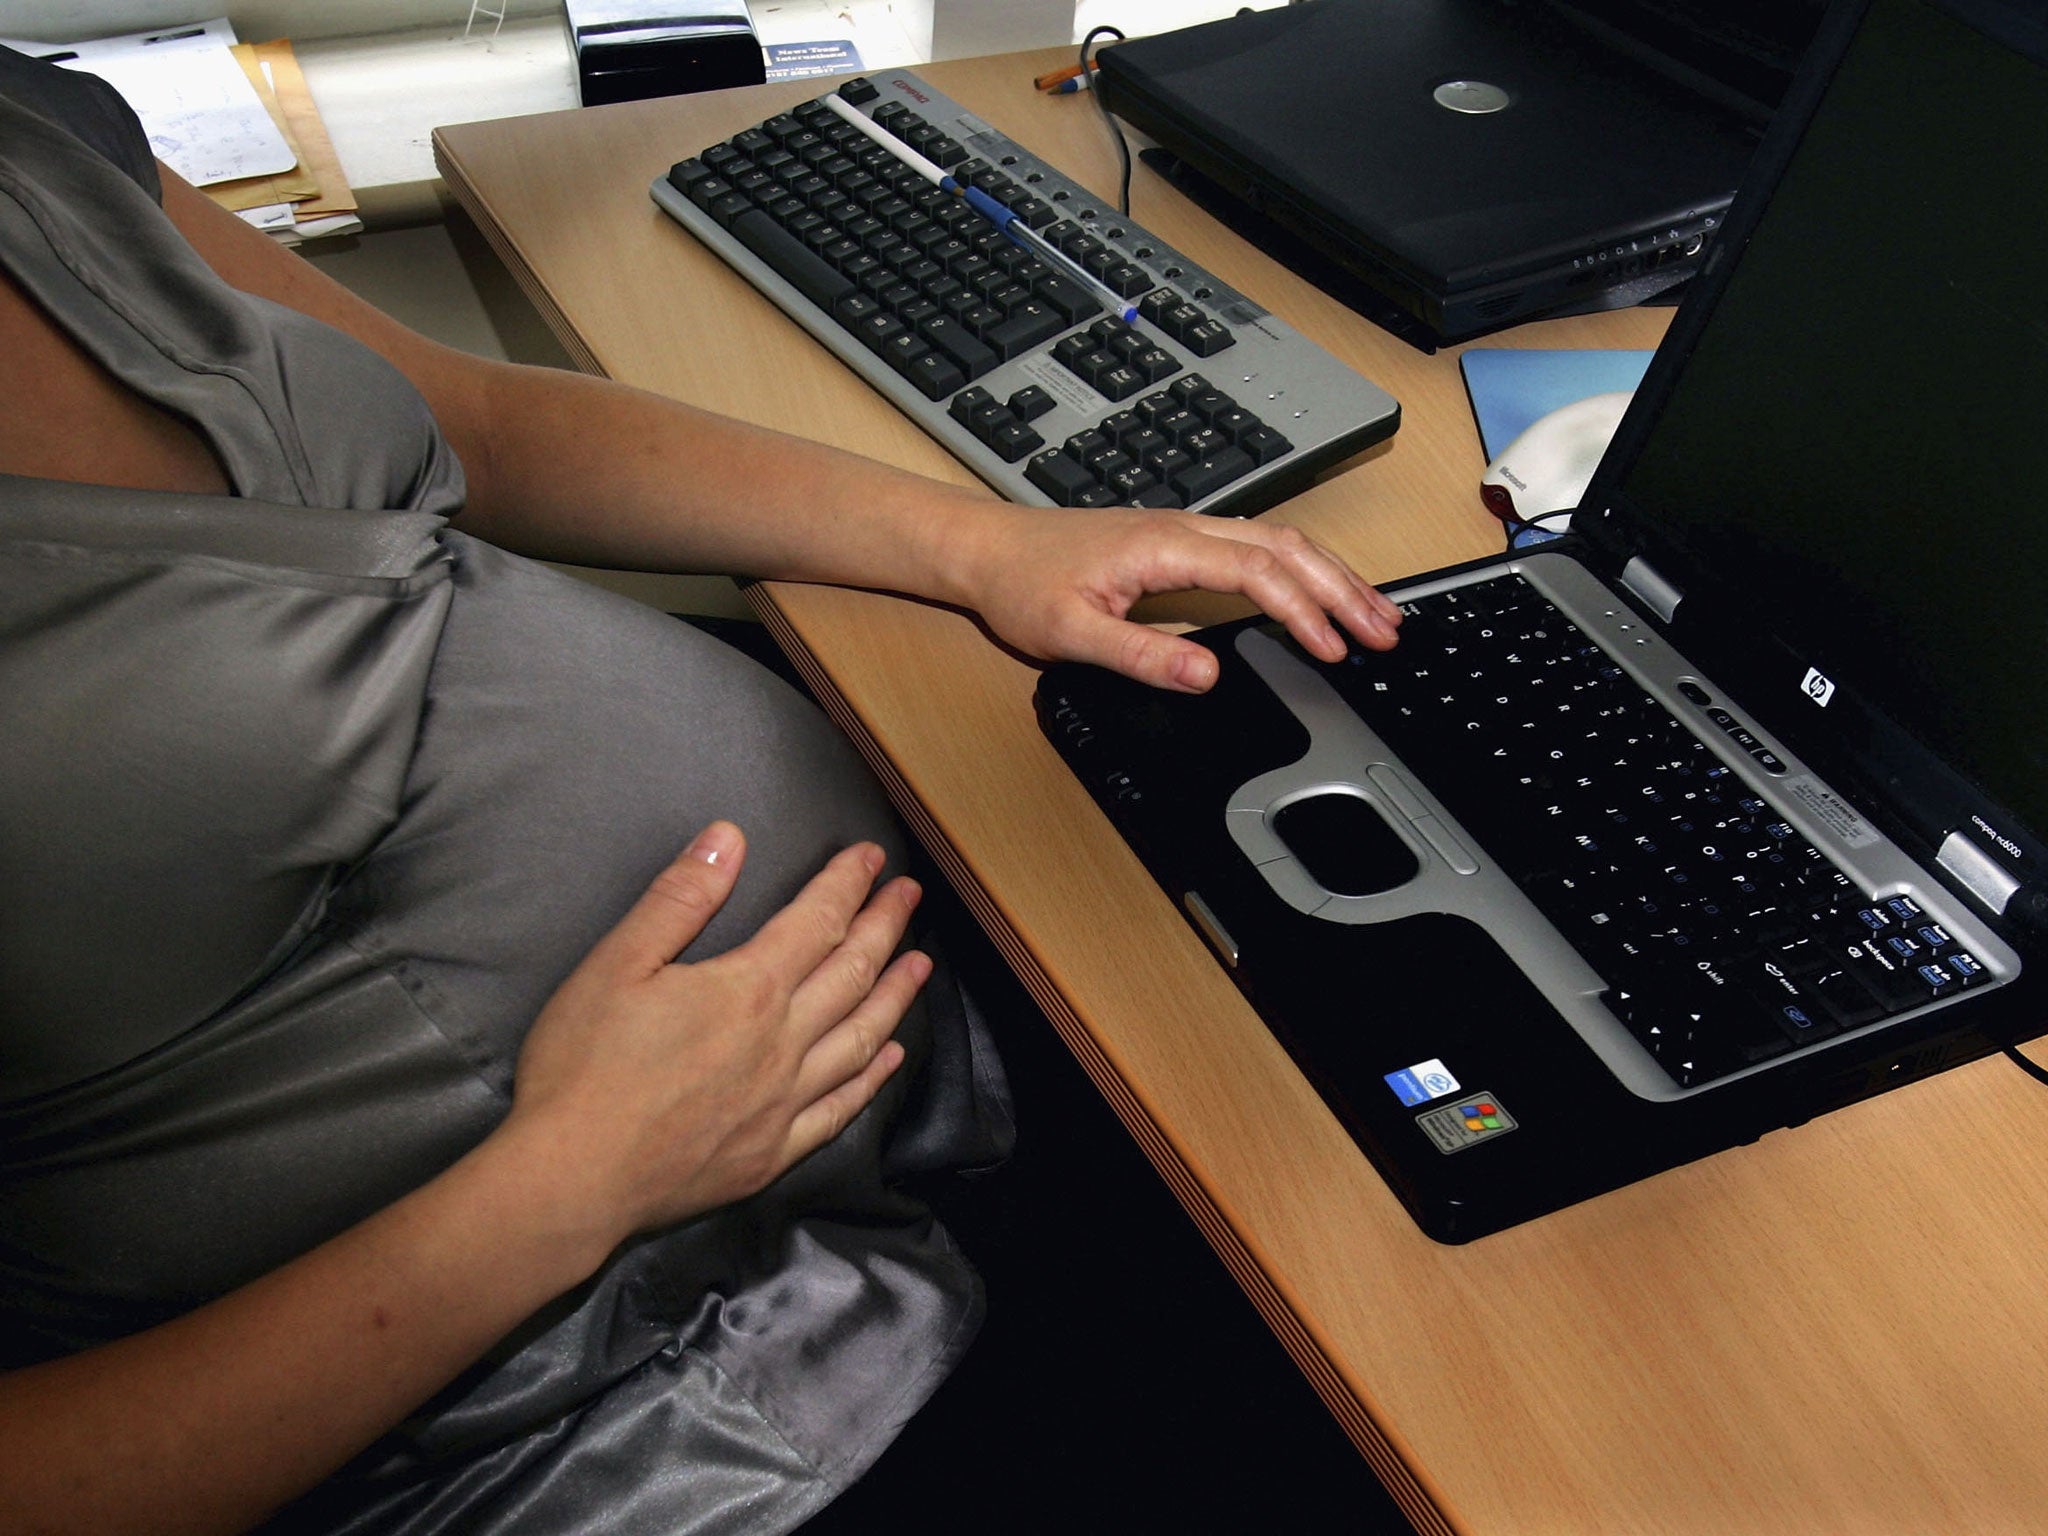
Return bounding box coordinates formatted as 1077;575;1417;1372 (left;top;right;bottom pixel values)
862;844;886;876
688;821;741;867
899;877;924;911
1172;649;1217;691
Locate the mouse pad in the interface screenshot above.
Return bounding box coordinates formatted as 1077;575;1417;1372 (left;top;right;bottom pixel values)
1460;348;1655;459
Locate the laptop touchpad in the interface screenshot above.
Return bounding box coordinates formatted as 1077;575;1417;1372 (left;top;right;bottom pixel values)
1271;792;1420;896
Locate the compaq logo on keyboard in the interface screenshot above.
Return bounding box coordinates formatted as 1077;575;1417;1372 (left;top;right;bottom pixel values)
1801;667;1837;706
889;79;931;104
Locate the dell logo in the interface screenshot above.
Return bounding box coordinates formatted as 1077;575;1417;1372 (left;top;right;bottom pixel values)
1801;667;1837;706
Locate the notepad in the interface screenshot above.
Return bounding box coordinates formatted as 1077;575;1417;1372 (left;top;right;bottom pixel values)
19;19;297;188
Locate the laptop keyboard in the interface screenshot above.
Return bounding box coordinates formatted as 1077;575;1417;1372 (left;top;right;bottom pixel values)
649;73;1400;518
1323;573;1992;1089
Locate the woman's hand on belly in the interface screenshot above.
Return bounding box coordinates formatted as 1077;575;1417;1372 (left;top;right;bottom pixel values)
496;820;921;1244
0;824;919;1536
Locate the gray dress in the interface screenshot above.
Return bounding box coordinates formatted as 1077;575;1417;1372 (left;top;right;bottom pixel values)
0;49;1009;1534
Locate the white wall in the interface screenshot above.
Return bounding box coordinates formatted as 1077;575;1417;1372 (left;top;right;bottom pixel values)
0;0;556;44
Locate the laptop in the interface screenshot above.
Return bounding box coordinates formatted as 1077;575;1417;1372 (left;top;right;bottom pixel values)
1038;0;2048;1242
1094;0;1814;344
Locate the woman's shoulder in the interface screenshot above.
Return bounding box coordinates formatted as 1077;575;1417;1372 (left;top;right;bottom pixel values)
0;44;160;203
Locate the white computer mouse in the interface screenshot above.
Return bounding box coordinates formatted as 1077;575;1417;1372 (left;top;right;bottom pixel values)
1479;390;1634;528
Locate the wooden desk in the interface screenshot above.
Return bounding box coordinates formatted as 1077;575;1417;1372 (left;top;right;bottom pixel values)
435;51;2048;1534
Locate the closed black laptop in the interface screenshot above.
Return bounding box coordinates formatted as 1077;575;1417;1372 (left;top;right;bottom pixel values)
1041;0;2048;1241
1096;0;1793;342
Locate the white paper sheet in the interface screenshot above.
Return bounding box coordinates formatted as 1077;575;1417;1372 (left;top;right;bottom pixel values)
10;19;296;188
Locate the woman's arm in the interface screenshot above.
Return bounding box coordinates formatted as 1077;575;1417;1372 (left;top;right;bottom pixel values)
157;171;1399;692
0;827;921;1536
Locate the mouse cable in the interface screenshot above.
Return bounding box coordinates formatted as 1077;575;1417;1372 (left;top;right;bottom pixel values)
1079;26;1131;216
2008;1043;2048;1087
1503;506;1577;549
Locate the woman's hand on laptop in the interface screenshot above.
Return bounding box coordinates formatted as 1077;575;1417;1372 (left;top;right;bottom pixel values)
947;503;1401;693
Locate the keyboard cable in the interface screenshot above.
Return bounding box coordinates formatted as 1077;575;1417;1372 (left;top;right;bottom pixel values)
1079;26;1132;216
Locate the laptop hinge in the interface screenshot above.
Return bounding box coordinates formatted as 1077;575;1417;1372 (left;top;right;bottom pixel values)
1620;557;1684;623
1938;830;2020;916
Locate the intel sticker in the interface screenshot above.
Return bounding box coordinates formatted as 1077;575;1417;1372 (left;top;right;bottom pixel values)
1385;1059;1461;1106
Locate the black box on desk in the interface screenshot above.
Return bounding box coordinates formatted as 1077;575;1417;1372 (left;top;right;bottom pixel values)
563;0;766;105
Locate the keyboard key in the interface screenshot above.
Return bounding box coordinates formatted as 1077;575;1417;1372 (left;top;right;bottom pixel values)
963;402;1010;443
1081;446;1134;481
708;191;753;229
1239;425;1293;465
1805;967;1887;1027
1139;288;1184;325
1007;385;1055;421
833;292;882;329
1947;950;1988;985
1100;262;1153;297
947;385;995;427
988;419;1045;463
1025;449;1098;505
1120;427;1166;461
880;331;931;374
1104;464;1158;499
1037;275;1102;323
854;310;908;352
1157;300;1206;339
1209;406;1259;440
1168;447;1255;503
730;208;855;309
1095;365;1144;401
903;352;966;400
918;315;997;380
1144;445;1193;482
958;303;1005;336
1130;346;1181;383
1134;392;1178;428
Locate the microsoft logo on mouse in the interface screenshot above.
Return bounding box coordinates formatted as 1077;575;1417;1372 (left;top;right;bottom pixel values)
1801;667;1836;707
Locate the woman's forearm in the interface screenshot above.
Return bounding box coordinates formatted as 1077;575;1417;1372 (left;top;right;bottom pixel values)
442;356;1001;605
0;1122;614;1536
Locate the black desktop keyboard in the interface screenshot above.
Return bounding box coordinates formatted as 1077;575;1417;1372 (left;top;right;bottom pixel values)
1323;574;1992;1088
650;73;1400;517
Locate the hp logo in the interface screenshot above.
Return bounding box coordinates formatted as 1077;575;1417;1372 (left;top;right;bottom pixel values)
1801;667;1836;707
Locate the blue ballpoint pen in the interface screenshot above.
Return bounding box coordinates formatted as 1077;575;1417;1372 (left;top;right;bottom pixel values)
823;93;1140;323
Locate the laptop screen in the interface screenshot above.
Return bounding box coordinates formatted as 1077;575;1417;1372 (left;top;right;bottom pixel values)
1600;0;2048;869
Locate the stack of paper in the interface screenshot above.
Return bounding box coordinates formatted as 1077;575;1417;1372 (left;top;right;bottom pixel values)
4;19;360;244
